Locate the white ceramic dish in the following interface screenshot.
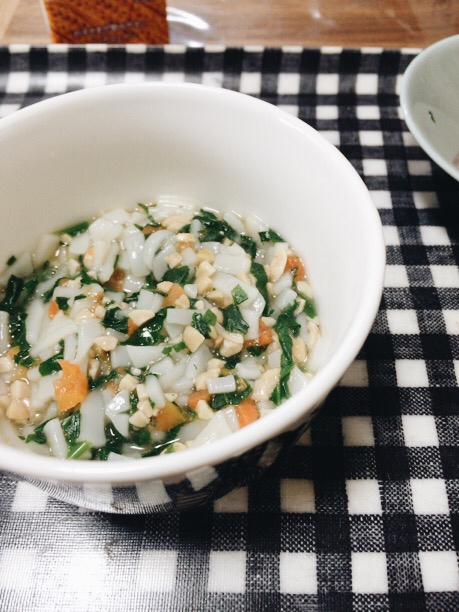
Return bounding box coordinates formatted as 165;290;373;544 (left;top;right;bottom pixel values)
0;83;385;512
401;34;459;182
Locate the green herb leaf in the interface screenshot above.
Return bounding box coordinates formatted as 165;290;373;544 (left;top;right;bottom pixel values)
55;296;69;312
61;411;80;444
210;384;252;410
67;440;91;459
246;345;267;357
41;277;62;302
239;235;257;259
269;303;300;405
250;262;269;314
0;275;24;313
25;419;52;445
297;291;317;319
59;221;89;237
195;209;236;243
39;343;64;376
162;266;192;286
96;422;127;461
162;341;187;356
232;284;248;305
222;304;249;334
123;291;140;304
138;203;160;227
9;310;34;368
89;369;118;391
191;309;216;339
131;427;152;446
6;255;16;266
122;309;167;346
102;307;129;334
258;228;284;243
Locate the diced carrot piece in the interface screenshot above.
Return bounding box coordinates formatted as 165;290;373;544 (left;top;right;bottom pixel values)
155;401;187;432
285;254;305;281
188;390;211;410
54;360;89;413
163;283;185;307
48;299;59;319
128;319;138;336
236;398;259;428
244;320;273;348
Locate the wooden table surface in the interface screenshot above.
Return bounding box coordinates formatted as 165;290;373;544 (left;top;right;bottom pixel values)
1;0;458;48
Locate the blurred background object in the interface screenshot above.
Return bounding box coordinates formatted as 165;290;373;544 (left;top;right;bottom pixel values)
0;0;20;40
1;0;459;47
41;0;168;44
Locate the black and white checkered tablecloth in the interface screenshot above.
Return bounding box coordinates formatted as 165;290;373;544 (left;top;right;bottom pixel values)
1;44;459;611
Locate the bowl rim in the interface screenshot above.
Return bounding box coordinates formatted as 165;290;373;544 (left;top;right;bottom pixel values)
0;82;386;483
400;34;459;182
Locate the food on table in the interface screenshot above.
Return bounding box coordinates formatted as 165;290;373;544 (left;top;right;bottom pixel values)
42;0;169;44
0;198;319;460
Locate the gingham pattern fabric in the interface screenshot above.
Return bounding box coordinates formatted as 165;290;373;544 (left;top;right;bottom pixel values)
0;44;459;611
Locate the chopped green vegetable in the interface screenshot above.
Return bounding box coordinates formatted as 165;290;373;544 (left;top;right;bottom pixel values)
6;255;16;266
270;303;300;405
162;341;187;356
138;203;160;227
102;307;129;334
195;209;236;243
89;370;118;391
96;423;127;460
131;427;152;446
61;411;80;444
222;304;249;334
191;309;216;338
25;419;51;445
211;383;252;410
9;310;34;368
38;342;64;376
250;262;269;314
0;275;24;313
239;235;257;259
232;284;248;305
59;221;89;237
41;278;63;302
163;266;192;285
55;296;70;312
246;345;267;357
122;308;167;346
259;228;284;243
67;440;91;460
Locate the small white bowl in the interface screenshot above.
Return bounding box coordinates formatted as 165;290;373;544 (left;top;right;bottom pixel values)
401;34;459;181
0;83;385;512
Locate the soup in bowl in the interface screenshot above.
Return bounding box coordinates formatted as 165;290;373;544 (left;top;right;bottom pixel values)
0;83;384;513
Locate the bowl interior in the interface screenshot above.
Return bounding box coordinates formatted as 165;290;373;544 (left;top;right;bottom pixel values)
0;83;384;482
401;35;459;181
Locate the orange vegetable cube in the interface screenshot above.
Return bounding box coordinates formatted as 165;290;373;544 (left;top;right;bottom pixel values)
54;360;89;413
155;401;188;432
48;299;59;319
285;255;305;281
236;398;259;428
244;320;273;348
188;390;211;410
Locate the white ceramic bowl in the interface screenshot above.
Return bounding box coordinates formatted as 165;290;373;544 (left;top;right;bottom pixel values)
0;83;385;512
401;34;459;182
